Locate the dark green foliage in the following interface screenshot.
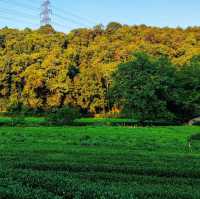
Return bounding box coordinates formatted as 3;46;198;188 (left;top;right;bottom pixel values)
0;116;46;127
10;115;26;126
7;103;23;115
173;56;200;121
7;103;45;117
112;52;176;121
193;121;200;126
106;22;122;32
0;34;5;48
67;65;80;80
46;106;80;125
112;52;200;121
0;116;181;127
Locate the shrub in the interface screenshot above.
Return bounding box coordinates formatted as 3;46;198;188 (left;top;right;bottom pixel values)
7;102;45;117
10;115;26;126
7;102;23;115
46;106;80;125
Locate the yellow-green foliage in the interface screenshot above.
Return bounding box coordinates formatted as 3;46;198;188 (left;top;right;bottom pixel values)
1;24;200;113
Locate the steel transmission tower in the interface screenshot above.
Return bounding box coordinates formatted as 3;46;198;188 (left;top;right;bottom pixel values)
40;0;52;26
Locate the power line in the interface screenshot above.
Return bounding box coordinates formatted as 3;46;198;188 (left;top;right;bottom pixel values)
0;0;39;28
52;4;97;26
0;6;37;19
0;0;39;12
0;0;98;31
16;0;96;27
52;21;74;31
0;15;38;28
5;0;91;27
53;13;89;28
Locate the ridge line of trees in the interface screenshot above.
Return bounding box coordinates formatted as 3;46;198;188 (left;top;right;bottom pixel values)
0;23;200;121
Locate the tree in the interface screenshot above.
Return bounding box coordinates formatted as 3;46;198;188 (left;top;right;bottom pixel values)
112;52;176;121
38;24;55;34
173;55;200;121
106;22;122;32
1;24;200;116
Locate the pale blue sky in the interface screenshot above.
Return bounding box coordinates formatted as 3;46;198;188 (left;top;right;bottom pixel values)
0;0;199;32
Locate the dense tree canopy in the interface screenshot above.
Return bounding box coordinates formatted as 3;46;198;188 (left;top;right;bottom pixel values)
173;56;200;120
112;52;200;121
0;24;200;120
112;52;176;121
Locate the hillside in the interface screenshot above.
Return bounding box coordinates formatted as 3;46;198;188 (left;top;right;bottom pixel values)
0;24;200;113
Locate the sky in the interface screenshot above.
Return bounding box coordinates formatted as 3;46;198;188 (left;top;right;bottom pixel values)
0;0;200;32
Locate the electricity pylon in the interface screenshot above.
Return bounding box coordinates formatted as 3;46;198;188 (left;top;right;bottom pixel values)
40;0;52;26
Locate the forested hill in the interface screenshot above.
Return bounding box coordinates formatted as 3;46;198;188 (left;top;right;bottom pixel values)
0;23;200;114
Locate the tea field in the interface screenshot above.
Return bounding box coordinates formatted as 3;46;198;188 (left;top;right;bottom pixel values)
0;126;200;199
